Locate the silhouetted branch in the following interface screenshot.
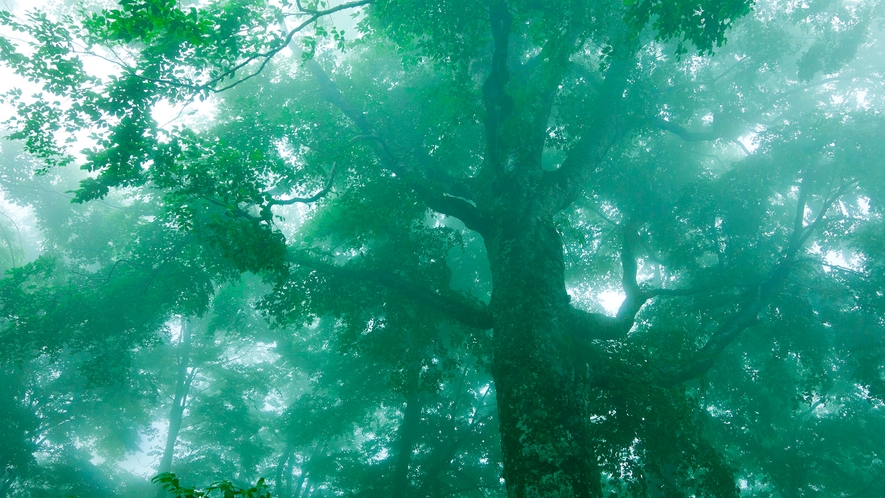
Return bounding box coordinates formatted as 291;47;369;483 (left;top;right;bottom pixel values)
203;197;263;222
267;162;337;206
294;0;371;15
568;227;717;342
87;0;373;94
650;117;723;142
568;307;634;341
288;252;494;330
69;258;148;286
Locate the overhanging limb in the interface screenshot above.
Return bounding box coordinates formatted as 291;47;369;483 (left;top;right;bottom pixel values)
288;252;494;330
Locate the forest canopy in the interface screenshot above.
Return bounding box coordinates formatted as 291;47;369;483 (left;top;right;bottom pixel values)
1;0;885;496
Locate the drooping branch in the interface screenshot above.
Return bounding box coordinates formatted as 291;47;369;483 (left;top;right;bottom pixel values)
69;258;150;287
209;0;376;93
95;0;374;94
0;209;23;267
288;252;494;330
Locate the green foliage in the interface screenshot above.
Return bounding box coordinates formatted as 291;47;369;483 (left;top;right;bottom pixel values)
152;473;272;498
2;0;885;495
624;0;755;56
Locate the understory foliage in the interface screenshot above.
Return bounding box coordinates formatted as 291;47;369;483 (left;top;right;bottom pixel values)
1;0;885;496
151;472;272;498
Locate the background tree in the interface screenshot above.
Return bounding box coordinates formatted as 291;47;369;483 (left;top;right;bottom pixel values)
2;0;885;496
0;137;500;496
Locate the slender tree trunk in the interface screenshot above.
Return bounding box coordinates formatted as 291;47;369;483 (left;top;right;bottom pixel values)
292;473;307;498
486;205;599;497
275;446;293;497
392;387;422;498
288;451;296;498
156;318;193;498
416;376;485;496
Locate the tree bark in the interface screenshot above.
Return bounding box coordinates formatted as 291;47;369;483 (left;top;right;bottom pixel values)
485;199;600;497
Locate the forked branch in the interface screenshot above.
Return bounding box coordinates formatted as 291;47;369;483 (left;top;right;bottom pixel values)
569;227;714;342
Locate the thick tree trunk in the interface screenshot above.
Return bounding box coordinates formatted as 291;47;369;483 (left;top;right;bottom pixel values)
486;206;600;497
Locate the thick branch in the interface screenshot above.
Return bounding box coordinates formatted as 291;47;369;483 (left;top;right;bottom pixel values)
658;293;763;386
618;227;642;314
544;52;634;211
289;253;493;330
481;0;513;175
307;60;490;234
497;22;581;175
429;195;491;234
568;307;634;341
567;227;647;342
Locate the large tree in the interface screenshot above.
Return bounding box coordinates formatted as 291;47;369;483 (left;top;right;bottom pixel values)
2;0;885;496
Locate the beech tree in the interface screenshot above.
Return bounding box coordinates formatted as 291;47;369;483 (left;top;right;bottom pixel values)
2;0;885;496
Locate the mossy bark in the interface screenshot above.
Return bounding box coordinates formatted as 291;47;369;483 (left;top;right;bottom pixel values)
485;190;600;497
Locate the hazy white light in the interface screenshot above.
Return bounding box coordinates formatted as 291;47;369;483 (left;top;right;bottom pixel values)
736;133;759;153
598;290;625;315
